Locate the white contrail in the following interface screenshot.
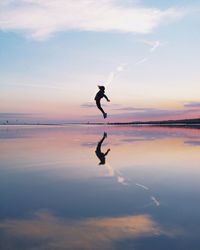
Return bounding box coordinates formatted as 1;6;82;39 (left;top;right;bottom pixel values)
116;64;127;72
106;163;129;186
105;63;127;86
132;39;164;67
141;39;162;53
104;163;160;207
135;57;148;65
136;182;160;207
106;162;115;177
135;183;149;190
151;196;160;207
117;176;129;186
90;64;126;102
116;170;129;186
150;41;161;52
94;40;162;95
106;72;115;86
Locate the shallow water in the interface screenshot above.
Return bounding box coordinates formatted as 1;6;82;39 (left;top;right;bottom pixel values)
0;125;200;250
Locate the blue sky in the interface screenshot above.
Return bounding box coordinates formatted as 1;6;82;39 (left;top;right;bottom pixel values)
0;0;200;123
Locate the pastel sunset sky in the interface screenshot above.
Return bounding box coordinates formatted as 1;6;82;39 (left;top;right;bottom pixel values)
1;0;200;123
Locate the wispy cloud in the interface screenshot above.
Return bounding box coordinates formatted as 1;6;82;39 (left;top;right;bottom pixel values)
0;112;39;124
112;105;200;120
113;107;155;112
81;102;108;108
0;112;33;118
0;0;185;40
81;102;96;108
184;101;200;108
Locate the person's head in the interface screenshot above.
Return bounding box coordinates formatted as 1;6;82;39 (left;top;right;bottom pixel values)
98;85;105;91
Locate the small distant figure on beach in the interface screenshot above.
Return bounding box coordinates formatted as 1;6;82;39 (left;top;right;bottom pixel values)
95;132;110;165
94;85;110;119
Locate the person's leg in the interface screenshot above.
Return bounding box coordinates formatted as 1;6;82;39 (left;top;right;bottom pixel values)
96;135;105;153
96;100;106;118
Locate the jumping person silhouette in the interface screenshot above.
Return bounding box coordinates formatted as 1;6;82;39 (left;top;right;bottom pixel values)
95;132;110;165
94;85;110;119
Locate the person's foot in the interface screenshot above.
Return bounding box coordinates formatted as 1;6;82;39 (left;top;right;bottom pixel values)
103;113;107;119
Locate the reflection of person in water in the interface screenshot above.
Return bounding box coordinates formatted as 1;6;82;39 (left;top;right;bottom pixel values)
94;85;110;119
95;132;110;165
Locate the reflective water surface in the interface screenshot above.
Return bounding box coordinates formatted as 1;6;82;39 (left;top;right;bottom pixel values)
0;125;200;250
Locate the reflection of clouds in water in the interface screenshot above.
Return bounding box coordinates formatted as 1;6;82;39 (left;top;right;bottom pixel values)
82;142;99;148
0;129;32;139
73;138;81;142
105;164;160;206
83;141;120;148
136;183;160;207
184;140;200;147
136;183;149;190
121;138;155;143
151;196;160;207
85;127;200;142
116;175;129;186
105;163;128;186
0;211;180;250
105;162;115;177
116;170;129;186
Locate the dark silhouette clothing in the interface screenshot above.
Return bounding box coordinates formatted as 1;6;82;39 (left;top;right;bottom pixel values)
95;132;110;165
94;89;109;102
94;86;110;118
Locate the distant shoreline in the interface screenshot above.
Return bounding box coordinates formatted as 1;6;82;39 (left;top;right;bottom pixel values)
1;118;200;129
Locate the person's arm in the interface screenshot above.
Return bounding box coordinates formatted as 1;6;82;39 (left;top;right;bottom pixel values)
103;94;110;102
104;149;110;156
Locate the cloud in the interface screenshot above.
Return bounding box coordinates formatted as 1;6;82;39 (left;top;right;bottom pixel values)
0;211;181;249
0;0;185;40
0;112;33;118
184;102;200;108
113;107;155;112
111;105;200;120
121;138;154;143
81;102;96;108
0;112;38;124
81;102;108;108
